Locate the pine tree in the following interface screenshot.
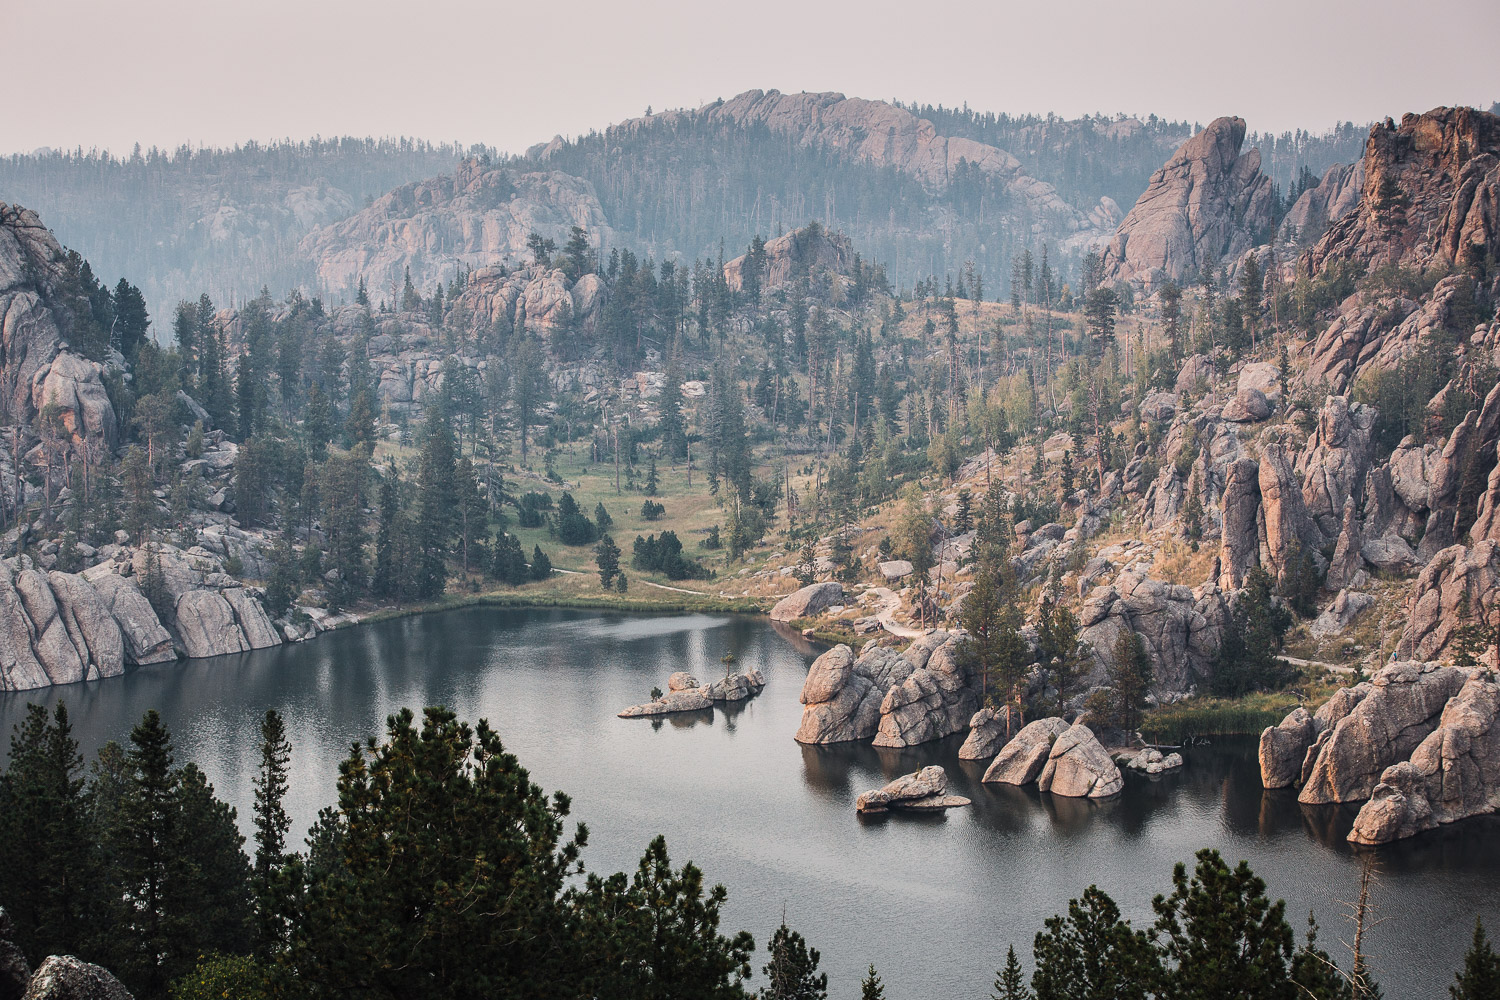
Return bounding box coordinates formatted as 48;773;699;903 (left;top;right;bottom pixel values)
860;965;886;1000
413;408;458;598
0;703;98;963
1452;918;1500;1000
529;545;552;581
1151;848;1296;1000
760;921;827;1000
645;458;660;496
993;945;1031;1000
1290;913;1353;1000
1032;885;1156;1000
595;534;621;589
372;460;403;599
251;710;292;959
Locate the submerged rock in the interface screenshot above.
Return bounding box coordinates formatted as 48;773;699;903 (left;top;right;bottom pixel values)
855;765;970;814
1123;747;1184;774
617;687;713;718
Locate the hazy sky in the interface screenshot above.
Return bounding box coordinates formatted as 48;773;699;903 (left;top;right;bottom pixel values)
10;0;1498;157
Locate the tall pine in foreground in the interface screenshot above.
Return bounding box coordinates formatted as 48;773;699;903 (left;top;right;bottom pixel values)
1452;918;1500;1000
860;964;886;1000
252;710;292;959
994;945;1032;999
760;921;827;1000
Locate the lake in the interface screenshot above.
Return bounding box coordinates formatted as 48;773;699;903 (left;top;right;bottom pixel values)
3;606;1497;997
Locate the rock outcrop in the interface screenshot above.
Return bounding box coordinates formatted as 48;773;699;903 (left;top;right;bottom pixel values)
1298;661;1467;804
958;705;1021;760
770;581;844;622
1122;747;1184;774
298;159;615;303
983;717;1071;784
795;634;974;747
1037;724;1125;798
1397;542;1500;661
20;956;133;1000
1257;443;1326;579
1259;707;1317;788
1297;396;1377;537
1279;159;1365;244
88;576;175;666
1101;117;1275;288
1349;673;1500;844
618;670;718;717
0;204;117;447
1079;569;1227;695
855;765;970;814
723;226;857;295
872;634;976;747
703;668;766;702
1219;458;1263;591
0;563;132;691
1306;107;1500;277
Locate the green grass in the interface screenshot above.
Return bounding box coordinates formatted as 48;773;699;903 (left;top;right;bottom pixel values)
1140;691;1304;744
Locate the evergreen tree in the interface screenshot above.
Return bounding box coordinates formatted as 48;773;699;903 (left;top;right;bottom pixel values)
489;533;528;586
372;460;404;600
1290;913;1353;1000
645;458;660;496
251;710;292;959
1035;595;1090;711
1032;885;1157;1000
595;534;622;589
289;708;586;997
321;448;370;607
112;278;150;358
594;501;613;533
412;409;458;598
994;945;1032;1000
455;456;489;577
1151;848;1296;1000
1084;287;1117;357
1160;281;1184;357
0;703;98;963
958;567;1027;707
760;921;827;1000
861;965;886;1000
529;545;552;581
1452;918;1500;1000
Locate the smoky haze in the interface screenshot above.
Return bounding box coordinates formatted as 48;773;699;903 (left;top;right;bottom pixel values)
10;0;1499;156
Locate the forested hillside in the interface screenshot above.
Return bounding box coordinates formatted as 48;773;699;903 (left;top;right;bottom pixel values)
0;138;488;321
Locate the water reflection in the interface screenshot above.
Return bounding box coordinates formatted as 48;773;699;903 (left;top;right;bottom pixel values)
3;608;1497;1000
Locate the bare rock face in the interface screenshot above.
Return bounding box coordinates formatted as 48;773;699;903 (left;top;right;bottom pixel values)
1397;542;1500;660
1305;107;1500;278
796;645;882;744
1324;499;1368;592
299;159;614;303
1219;458;1263;591
89;576;175;665
1259;707;1317;788
1278;159;1365;244
958;705;1022;760
1220;387;1270;423
618;687;713;717
1310;589;1376;639
1349;673;1500;845
448;263;605;342
872;636;976;748
1298;661;1467;804
1257;444;1326;579
20;955;133;1000
855;765;970;814
1175;354;1214;395
703;669;766;702
1297;396;1377;537
1101;117;1275;288
724;226;856;295
983;718;1072;785
0;205;117;447
172;590;248;659
770;581;844;622
0;564;170;691
1037;723;1125;798
1079;571;1227;695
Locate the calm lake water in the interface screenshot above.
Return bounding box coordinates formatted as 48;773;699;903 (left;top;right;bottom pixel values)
4;607;1497;997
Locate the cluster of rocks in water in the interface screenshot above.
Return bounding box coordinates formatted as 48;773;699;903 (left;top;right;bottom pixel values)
617;668;766;717
1;907;133;1000
1259;660;1500;845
